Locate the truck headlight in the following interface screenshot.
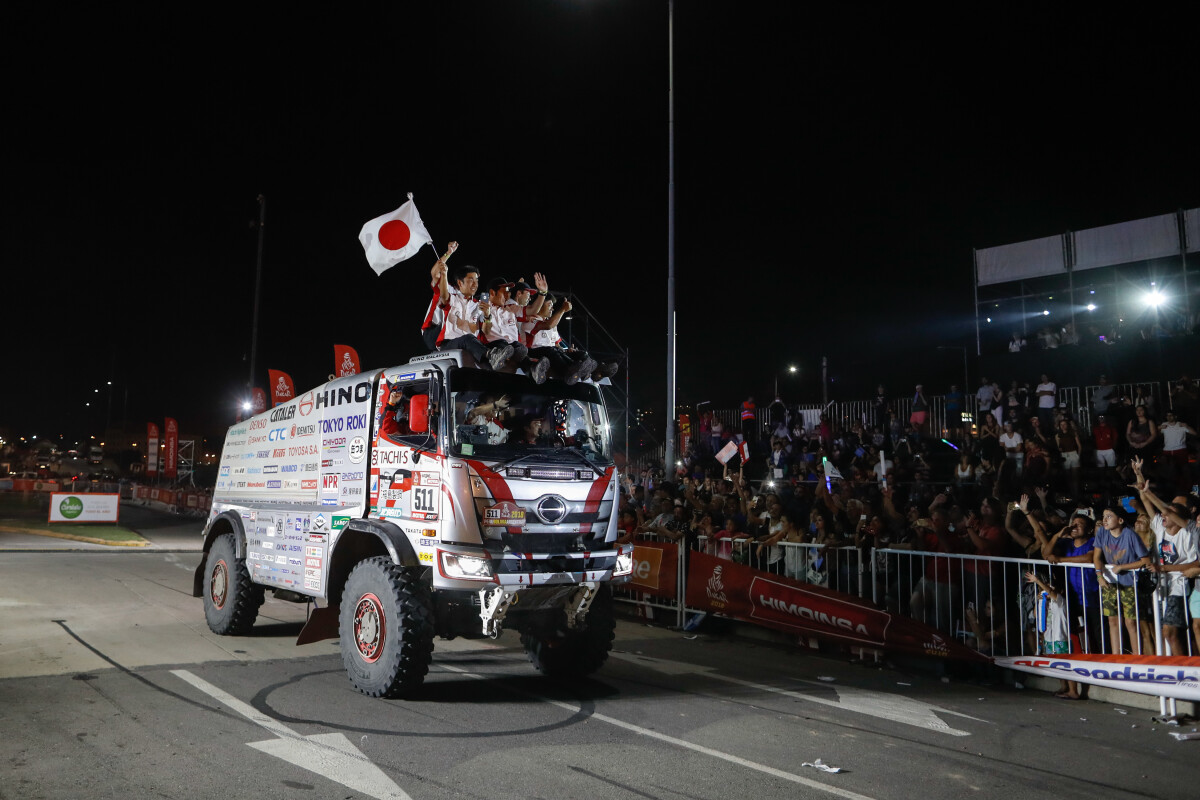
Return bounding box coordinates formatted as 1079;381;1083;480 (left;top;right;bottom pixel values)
613;546;633;577
439;551;494;581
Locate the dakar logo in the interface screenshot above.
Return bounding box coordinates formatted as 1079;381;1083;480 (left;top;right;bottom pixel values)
276;377;293;398
706;565;729;607
923;632;949;657
58;496;84;519
339;353;356;376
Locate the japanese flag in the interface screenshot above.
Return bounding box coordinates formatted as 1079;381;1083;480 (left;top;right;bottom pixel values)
359;195;433;275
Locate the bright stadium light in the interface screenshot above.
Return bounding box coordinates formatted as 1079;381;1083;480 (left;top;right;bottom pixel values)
1042;310;1050;316
1145;290;1165;307
1087;303;1097;311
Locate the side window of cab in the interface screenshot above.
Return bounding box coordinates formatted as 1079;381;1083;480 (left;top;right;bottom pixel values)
377;378;438;450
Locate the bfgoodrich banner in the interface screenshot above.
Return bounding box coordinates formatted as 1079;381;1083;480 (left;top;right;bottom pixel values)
48;493;120;523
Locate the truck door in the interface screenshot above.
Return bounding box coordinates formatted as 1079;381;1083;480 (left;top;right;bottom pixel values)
370;371;443;542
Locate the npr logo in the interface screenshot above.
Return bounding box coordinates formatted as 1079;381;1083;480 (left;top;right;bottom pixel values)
321;474;339;493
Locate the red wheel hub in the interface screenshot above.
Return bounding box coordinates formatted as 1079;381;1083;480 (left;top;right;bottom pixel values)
353;593;386;663
210;559;229;610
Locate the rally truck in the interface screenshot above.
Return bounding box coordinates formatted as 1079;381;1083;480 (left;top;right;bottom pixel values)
194;351;632;697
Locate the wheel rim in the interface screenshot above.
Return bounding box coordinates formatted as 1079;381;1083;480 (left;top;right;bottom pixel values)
353;593;386;663
210;559;229;610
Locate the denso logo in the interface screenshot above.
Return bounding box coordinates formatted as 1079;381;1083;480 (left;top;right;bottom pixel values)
270;406;296;422
268;428;288;442
291;424;316;438
249;419;267;430
314;381;371;410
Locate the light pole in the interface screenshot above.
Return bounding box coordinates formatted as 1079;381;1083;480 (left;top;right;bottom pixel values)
664;0;676;477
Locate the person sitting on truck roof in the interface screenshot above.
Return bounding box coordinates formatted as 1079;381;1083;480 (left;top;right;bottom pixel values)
528;295;597;385
485;276;549;384
437;264;512;370
509;274;549;347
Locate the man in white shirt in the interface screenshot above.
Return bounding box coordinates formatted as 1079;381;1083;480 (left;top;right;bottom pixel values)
484;277;548;383
1159;409;1196;495
1000;421;1024;475
1133;459;1199;655
437;265;512;370
1035;373;1057;431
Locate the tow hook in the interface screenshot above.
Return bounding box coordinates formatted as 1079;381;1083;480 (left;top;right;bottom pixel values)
479;586;516;638
564;583;597;630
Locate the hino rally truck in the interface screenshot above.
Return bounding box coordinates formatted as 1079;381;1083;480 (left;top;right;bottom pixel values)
194;350;632;698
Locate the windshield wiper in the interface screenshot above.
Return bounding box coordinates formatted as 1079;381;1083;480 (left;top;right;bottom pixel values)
548;445;605;477
492;451;549;473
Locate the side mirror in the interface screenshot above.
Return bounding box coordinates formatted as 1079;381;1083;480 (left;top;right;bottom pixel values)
409;395;429;434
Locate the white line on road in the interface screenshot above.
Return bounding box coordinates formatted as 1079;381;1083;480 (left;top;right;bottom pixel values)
438;663;877;800
171;669;412;800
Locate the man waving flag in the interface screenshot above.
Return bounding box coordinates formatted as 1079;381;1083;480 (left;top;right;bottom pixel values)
359;193;433;275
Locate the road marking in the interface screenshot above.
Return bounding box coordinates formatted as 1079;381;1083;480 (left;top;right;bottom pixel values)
439;664;877;800
171;669;411;800
609;652;983;736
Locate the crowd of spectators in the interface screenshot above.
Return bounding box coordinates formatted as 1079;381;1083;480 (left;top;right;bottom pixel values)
618;371;1200;673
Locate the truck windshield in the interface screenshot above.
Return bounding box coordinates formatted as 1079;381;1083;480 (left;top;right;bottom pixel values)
448;368;613;465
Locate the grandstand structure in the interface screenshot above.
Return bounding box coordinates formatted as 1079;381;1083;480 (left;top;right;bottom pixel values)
972;208;1200;356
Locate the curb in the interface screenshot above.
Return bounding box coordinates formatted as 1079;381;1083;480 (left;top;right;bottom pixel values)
0;525;150;548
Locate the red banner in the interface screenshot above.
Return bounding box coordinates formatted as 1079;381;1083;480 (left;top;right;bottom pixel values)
251;388;267;415
630;542;679;599
268;369;295;406
163;417;178;479
146;422;160;477
685;551;988;662
334;344;361;378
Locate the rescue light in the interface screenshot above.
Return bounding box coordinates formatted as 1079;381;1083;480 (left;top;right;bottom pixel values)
439;551;494;581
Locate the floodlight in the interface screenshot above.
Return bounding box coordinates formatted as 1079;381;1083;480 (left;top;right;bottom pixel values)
1087;304;1096;311
1145;290;1165;307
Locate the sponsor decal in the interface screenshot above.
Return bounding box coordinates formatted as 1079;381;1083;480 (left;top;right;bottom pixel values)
304;578;320;590
268;428;288;442
301;479;318;490
418;552;434;563
290;423;316;438
305;546;323;557
341;486;363;497
372;449;411;465
314;380;371;411
304;567;322;579
312;514;327;531
219;466;230;477
270;406;296;422
275;555;286;564
298;392;314;416
58;496;84;519
306;532;327;543
451;462;464;469
247;435;267;445
380;508;405;518
341;470;364;481
273;448;286;458
302;462;319;472
246;481;266;488
349;436;366;464
281;464;298;473
331;515;350;531
247;467;261;474
266;480;281;489
288;445;318;457
418;472;440;486
263;465;279;474
305;557;322;568
249;419;268;431
322;437;347;449
321;474;339;493
321;498;338;506
282;480;300;490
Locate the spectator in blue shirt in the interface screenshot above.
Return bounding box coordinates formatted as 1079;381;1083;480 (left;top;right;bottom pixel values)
1092;507;1151;654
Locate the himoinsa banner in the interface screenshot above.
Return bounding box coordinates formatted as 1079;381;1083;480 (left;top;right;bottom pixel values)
630;542;679;599
994;654;1200;703
268;369;295;406
334;344;361;377
164;417;178;479
685;550;988;662
49;493;119;523
147;422;160;476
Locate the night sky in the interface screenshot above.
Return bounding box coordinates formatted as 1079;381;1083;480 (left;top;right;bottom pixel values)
6;3;1197;447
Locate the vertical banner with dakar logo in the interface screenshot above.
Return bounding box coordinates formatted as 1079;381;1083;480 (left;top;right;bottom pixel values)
251;388;268;415
146;422;160;477
163;418;178;480
268;369;295;407
334;344;361;377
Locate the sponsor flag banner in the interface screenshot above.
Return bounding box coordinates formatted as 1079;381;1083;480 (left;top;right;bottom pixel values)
251;388;268;415
629;542;679;598
359;194;433;275
738;441;751;464
268;369;295;406
684;550;988;662
993;654;1200;703
164;418;179;479
147;422;160;477
334;344;361;377
49;493;120;523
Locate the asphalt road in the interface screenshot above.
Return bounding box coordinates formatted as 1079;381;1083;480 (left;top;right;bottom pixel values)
1;547;1197;800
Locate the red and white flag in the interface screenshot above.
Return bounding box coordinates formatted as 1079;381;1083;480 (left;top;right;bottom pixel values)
359;194;432;275
334;344;361;377
268;370;295;406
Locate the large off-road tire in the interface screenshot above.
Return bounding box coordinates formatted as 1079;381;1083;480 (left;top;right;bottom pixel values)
521;585;616;677
203;533;264;635
339;558;435;698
